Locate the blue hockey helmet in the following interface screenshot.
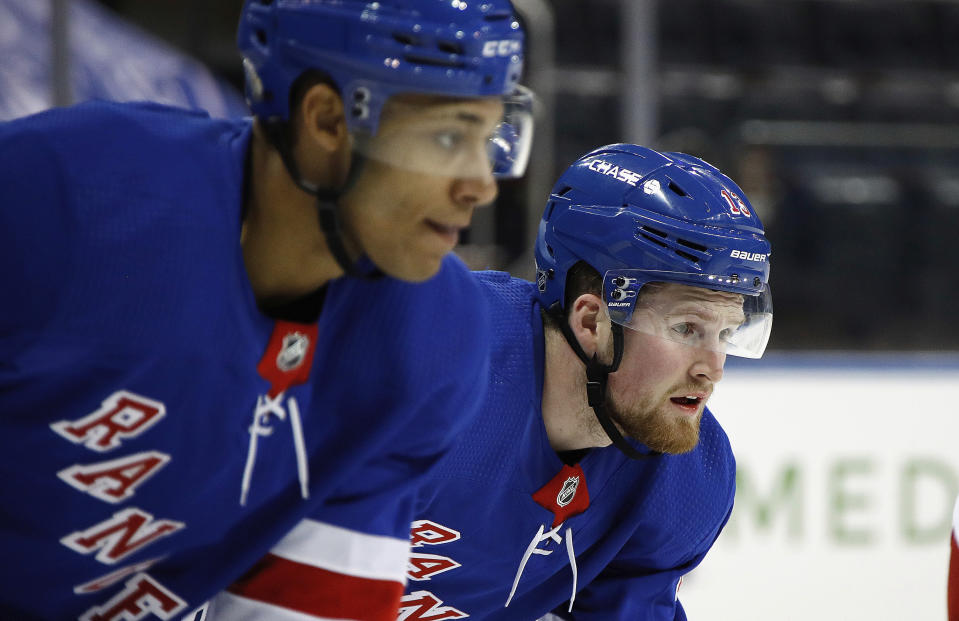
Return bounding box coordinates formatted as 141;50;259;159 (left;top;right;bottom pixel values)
237;0;533;178
535;144;773;358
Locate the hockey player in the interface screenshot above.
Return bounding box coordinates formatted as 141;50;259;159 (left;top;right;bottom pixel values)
398;144;773;620
0;1;532;619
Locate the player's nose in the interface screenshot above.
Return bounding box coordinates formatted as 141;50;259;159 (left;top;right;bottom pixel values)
690;348;725;384
451;172;498;210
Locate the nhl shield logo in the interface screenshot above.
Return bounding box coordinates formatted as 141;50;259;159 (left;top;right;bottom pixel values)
276;332;310;372
556;476;580;508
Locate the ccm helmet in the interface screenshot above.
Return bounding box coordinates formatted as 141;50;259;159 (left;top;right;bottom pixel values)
535;143;772;359
237;0;532;178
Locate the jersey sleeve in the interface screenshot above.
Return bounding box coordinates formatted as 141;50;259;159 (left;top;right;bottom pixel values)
0;113;75;353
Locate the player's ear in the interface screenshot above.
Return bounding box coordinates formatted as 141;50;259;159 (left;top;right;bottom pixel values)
568;293;613;364
297;82;348;152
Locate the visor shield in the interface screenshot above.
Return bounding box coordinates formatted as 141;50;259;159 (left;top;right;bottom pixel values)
353;85;534;181
604;270;773;359
489;85;534;178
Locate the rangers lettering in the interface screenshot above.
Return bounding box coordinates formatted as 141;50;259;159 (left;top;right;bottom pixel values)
58;451;170;504
74;557;163;594
73;556;163;595
410;520;461;547
79;573;186;621
61;508;185;565
397;591;468;621
51;390;166;452
408;553;461;581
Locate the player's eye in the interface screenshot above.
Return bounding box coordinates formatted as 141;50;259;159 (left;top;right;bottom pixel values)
434;130;465;151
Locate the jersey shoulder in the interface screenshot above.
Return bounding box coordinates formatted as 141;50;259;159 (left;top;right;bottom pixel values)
324;253;493;407
0;101;251;351
1;100;246;192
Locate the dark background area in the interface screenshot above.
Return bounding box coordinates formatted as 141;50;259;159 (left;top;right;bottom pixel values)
91;0;959;351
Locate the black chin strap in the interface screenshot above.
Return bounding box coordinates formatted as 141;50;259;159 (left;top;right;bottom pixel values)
548;303;659;461
262;120;382;280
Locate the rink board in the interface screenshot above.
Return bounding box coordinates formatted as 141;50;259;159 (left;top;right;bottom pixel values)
680;352;959;621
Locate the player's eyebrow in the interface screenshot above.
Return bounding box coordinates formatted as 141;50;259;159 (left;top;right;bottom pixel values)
669;304;745;324
417;110;488;125
454;111;485;124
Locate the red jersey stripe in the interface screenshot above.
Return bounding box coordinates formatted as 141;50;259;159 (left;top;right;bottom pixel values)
227;553;403;621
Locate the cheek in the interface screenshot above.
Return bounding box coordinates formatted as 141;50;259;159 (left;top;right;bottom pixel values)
612;337;681;393
359;166;439;220
344;169;415;238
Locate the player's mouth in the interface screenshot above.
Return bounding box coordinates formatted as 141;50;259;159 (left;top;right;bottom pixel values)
669;393;708;415
425;219;465;249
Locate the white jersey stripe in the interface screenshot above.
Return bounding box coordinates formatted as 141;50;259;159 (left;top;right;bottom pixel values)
205;591;354;621
270;518;410;583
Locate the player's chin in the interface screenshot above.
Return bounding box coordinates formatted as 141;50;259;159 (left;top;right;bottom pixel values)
649;415;702;455
377;250;445;283
667;416;702;454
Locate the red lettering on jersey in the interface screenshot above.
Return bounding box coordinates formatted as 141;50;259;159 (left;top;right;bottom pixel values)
51;391;166;452
397;591;467;620
74;557;162;594
61;508;184;565
58;451;170;504
410;520;461;548
407;553;461;581
79;573;186;621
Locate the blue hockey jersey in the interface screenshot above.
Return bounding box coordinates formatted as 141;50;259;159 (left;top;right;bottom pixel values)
399;272;735;620
0;101;491;620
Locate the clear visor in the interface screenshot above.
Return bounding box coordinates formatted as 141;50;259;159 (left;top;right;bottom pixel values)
353;85;534;181
604;270;773;359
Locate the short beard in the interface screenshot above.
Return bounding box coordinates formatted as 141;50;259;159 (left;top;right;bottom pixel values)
605;392;703;455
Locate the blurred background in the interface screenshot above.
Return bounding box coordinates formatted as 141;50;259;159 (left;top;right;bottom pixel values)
3;1;958;618
6;0;959;351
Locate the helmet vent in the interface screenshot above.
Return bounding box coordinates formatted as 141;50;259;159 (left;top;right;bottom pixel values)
639;233;668;249
392;33;420;46
438;41;465;55
675;250;700;263
404;53;466;69
667;180;688;197
676;238;707;252
556;186;572;197
640;225;667;238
